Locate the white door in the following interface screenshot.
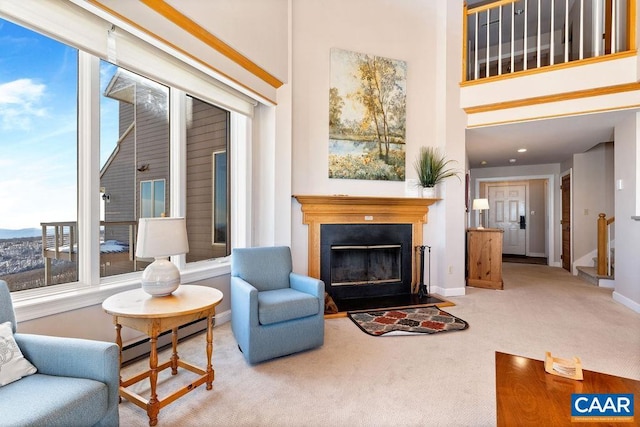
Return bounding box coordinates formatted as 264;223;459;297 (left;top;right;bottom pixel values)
488;185;526;255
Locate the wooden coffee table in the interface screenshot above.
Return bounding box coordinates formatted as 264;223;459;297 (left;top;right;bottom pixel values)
103;285;223;426
496;351;640;426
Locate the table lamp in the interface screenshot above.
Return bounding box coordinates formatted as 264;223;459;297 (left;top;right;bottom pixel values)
136;217;189;296
472;198;490;229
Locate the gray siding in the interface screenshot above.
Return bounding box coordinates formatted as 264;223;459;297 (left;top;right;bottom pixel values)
186;97;229;262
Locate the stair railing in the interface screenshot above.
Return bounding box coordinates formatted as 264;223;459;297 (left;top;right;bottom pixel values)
597;213;615;276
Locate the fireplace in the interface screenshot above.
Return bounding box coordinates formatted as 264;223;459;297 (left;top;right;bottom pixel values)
321;224;412;303
294;195;439;311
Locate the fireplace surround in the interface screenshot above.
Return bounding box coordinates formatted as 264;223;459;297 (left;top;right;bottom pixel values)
294;195;437;309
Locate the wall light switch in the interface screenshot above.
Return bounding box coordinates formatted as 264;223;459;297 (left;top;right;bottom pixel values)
530;210;535;215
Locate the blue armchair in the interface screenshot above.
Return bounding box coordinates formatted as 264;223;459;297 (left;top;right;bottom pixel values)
231;246;324;364
0;280;120;427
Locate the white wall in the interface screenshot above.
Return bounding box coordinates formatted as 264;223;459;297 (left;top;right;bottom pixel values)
289;0;467;296
572;143;615;264
613;113;640;312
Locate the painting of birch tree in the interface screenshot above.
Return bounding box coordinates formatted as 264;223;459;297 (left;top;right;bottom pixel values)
329;48;406;181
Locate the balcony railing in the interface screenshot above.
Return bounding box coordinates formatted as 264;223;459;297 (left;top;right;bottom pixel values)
40;220;138;285
463;0;635;82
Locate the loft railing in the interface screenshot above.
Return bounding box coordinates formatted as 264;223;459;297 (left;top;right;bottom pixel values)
463;0;635;81
597;213;614;276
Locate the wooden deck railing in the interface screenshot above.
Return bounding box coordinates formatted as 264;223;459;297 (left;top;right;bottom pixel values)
40;220;138;285
597;213;615;276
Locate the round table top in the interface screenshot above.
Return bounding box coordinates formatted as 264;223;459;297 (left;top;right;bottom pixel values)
102;285;223;319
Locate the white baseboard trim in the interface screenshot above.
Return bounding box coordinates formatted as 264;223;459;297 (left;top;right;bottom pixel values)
612;291;640;313
598;279;615;289
433;286;466;297
215;309;231;325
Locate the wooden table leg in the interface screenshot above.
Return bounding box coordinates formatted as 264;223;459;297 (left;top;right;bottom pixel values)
206;315;214;390
114;322;123;403
170;327;179;375
147;334;159;427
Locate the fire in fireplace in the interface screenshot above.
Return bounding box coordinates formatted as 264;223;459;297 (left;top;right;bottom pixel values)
320;224;412;305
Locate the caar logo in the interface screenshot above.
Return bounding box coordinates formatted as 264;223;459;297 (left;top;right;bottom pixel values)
572;394;634;423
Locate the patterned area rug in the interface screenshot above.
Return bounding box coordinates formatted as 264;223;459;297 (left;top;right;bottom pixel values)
348;306;469;336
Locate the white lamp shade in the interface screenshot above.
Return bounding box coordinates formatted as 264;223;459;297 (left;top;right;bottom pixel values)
136;217;189;258
472;198;490;211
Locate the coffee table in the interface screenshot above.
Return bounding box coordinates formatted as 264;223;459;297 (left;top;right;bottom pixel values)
495;351;640;426
103;285;223;426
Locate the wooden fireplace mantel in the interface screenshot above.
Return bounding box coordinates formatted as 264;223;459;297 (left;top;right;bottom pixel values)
293;194;438;289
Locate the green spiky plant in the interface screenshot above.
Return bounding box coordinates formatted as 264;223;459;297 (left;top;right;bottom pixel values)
413;146;461;188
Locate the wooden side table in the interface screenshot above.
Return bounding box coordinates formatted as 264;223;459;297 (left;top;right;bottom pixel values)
466;228;504;289
102;285;223;426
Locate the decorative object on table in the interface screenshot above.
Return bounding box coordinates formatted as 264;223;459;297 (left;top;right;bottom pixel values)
348;306;468;336
413;146;461;198
472;198;490;229
415;245;431;298
136;217;189;296
328;48;407;182
544;351;584;380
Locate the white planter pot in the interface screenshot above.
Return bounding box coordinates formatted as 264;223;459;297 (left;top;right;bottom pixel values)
422;186;438;198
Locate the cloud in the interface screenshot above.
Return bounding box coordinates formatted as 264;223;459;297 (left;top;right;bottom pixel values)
0;78;47;130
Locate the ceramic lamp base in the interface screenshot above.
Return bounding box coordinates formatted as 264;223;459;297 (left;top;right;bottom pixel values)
141;257;180;296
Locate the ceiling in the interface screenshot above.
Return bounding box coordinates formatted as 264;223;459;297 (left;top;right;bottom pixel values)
466;109;635;169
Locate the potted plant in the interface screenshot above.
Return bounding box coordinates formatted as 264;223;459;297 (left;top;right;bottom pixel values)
413;146;460;198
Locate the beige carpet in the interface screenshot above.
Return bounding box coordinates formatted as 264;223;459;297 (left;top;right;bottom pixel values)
119;263;640;426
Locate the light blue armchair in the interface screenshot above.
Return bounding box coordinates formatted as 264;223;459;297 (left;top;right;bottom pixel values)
231;246;324;364
0;280;120;427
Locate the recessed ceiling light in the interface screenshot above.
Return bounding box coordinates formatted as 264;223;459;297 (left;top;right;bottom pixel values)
517;148;527;153
509;158;517;163
481;160;487;165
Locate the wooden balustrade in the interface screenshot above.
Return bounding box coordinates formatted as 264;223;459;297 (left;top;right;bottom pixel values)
597;213;615;276
464;0;634;82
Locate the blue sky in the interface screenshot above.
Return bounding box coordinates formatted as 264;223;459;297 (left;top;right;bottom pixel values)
0;18;118;230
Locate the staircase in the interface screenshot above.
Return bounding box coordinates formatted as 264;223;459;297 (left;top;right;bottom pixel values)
577;213;615;288
577;248;615;287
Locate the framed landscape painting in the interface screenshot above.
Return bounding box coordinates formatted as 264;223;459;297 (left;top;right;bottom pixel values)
328;48;407;181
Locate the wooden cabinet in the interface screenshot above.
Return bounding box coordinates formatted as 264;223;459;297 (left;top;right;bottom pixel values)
467;228;504;289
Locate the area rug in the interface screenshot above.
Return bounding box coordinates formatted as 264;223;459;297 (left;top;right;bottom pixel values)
347;306;469;336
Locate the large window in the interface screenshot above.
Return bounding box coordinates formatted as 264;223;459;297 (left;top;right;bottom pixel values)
0;16;235;293
99;63;169;278
0;19;78;291
185;95;230;262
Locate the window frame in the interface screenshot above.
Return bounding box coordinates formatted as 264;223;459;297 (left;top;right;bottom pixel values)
1;5;254;322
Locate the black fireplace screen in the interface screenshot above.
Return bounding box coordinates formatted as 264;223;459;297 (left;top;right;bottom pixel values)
330;244;401;286
320;223;412;301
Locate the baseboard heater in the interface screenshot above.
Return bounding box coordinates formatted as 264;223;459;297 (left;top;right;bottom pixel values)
121;317;211;365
